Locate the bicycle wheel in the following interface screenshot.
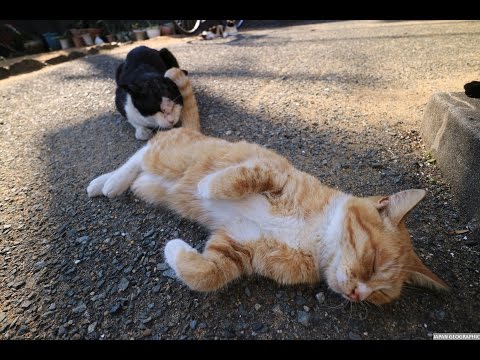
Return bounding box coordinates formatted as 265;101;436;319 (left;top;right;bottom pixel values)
173;20;202;35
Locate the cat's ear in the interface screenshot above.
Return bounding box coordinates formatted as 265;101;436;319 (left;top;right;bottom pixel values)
374;189;426;225
406;251;449;290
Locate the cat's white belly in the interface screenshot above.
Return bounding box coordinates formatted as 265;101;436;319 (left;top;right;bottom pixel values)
201;196;304;249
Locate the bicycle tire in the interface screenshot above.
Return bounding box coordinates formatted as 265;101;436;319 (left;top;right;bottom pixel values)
173;20;202;35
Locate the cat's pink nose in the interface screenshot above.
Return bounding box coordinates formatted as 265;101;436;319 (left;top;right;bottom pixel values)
348;288;360;301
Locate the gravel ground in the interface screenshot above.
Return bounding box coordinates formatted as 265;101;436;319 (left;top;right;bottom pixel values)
1;20;479;340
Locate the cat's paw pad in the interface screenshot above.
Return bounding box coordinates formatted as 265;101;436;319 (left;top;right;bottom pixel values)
102;174;129;198
164;239;196;274
197;174;215;199
135;127;153;141
87;173;112;197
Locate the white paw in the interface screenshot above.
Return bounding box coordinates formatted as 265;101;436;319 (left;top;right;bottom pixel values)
87;173;112;197
164;239;196;275
135;127;153;141
197;173;215;199
102;173;130;198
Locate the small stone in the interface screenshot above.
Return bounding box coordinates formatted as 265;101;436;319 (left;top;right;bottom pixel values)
156;263;169;271
88;322;97;334
315;292;325;304
21;300;32;309
272;304;283;315
435;310;446;320
295;295;306;306
162;269;176;279
254;304;262;311
118;277;129;292
48;303;56;311
148;303;154;309
143;229;155;239
303;305;310;312
297;311;310;326
33;260;46;271
10;280;25;289
76;236;90;244
109;303;122;315
57;326;66;336
225;130;232;135
198;322;207;329
252;323;263;332
152;285;161;294
72;302;87;314
143;329;152;337
0;311;6;323
348;332;362;340
244;287;252;297
190;320;197;330
71;333;81;340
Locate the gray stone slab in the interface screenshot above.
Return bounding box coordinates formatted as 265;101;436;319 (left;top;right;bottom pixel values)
421;92;480;227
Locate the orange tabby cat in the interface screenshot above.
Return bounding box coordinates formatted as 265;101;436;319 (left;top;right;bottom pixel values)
87;126;448;304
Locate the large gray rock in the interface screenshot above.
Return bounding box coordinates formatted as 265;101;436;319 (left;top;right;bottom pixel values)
421;92;480;229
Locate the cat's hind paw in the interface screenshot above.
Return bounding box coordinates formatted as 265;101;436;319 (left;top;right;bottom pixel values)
87;173;112;197
164;239;197;275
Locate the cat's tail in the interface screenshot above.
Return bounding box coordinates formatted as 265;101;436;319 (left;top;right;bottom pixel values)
158;48;180;69
165;68;201;132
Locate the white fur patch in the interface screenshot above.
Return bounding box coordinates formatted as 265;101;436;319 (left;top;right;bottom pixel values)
356;282;371;300
202;195;303;248
164;239;197;276
197;172;216;199
124;94;180;140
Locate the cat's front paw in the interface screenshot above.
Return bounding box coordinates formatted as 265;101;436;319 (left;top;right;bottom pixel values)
87;173;112;197
102;173;130;198
197;174;215;199
164;239;197;275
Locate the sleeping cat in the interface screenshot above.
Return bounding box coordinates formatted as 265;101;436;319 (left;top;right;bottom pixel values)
200;20;238;40
115;46;200;140
87;127;448;304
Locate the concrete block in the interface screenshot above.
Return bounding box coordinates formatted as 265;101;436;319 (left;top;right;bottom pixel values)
421;92;480;227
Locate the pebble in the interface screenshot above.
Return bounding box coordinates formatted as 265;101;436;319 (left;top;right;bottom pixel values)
295;295;306;306
198;322;207;329
71;333;81;340
109;303;122;315
252;323;263;332
118;277;129;292
348;332;362;340
72;302;86;314
254;304;262;311
156;263;169;271
33;260;46;271
272;304;283;315
190;320;197;330
76;236;90;244
48;303;56;311
57;326;67;337
21;300;32;309
244;287;252;297
142;329;152;337
315;292;325;304
297;311;310;326
162;269;176;279
88;322;97;334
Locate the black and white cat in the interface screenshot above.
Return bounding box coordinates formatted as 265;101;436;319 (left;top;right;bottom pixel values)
115;46;187;140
